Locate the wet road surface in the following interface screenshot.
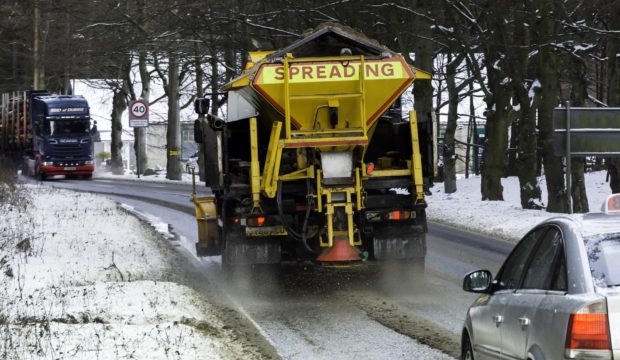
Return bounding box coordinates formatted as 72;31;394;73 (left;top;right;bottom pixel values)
38;174;514;359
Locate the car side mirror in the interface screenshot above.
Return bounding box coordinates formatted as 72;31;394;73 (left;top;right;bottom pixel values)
194;98;210;115
463;269;493;293
194;119;203;144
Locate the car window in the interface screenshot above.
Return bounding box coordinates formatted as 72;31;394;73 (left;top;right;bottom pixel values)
550;250;567;291
496;228;545;290
522;228;563;290
585;232;620;288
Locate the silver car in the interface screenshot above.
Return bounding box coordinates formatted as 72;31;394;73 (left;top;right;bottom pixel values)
461;194;620;360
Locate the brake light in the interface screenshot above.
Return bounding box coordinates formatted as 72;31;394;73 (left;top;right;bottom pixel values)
366;162;375;175
246;216;265;227
603;193;620;214
383;211;411;221
565;301;611;359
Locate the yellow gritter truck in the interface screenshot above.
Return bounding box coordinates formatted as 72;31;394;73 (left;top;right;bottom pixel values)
192;24;432;274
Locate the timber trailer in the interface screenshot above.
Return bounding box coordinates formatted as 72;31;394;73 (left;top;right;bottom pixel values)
0;90;95;180
192;25;433;274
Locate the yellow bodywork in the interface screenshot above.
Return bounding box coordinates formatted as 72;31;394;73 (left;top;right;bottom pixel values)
192;194;218;254
225;51;429;247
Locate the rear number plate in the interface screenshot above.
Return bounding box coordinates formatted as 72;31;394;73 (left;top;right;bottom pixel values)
245;225;288;237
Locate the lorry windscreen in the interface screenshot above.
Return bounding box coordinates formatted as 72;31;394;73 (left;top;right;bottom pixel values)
46;119;90;136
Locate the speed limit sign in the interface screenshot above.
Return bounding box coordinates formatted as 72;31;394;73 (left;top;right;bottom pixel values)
129;99;149;127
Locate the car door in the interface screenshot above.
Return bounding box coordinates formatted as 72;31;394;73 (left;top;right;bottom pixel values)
472;229;543;359
501;227;564;360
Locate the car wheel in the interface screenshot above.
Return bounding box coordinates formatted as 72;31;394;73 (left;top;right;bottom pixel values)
462;334;474;360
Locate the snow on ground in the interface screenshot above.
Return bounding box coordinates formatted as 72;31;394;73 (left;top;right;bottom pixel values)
426;171;612;243
0;185;256;359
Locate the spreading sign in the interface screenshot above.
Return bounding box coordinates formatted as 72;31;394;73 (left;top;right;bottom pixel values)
252;57;415;128
129;99;149;127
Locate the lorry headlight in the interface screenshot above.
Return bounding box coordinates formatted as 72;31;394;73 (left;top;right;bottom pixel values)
321;151;353;179
42;162;54;166
85;160;94;165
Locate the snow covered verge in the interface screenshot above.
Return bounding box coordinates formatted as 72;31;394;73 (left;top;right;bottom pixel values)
0;185;267;359
426;171;612;243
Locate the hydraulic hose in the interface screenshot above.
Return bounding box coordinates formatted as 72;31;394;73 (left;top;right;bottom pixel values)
276;181;317;255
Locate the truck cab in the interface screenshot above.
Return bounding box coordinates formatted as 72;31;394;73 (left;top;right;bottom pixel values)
26;92;95;180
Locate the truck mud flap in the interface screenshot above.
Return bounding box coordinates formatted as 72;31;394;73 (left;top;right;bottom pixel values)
223;233;281;266
372;224;426;261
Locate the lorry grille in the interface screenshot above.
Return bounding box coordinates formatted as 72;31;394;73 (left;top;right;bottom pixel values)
49;143;89;158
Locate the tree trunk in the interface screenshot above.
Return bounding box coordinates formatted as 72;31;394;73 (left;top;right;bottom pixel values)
506;3;542;209
607;0;620;192
481;66;511;200
135;50;149;174
110;59;131;175
568;62;589;213
609;159;620;193
465;69;475;178
32;0;45;90
571;159;589;212
443;53;460;193
195;42;206;182
537;0;567;213
134;0;149;175
506;119;518;177
481;1;511;201
110;90;126;175
166;54;182;180
412;0;435;186
210;46;220;116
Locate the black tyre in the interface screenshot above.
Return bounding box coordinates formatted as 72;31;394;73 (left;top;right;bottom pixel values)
462;333;474;360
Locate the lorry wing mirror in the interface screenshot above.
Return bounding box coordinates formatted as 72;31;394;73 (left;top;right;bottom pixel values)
194;119;203;143
194;98;210;115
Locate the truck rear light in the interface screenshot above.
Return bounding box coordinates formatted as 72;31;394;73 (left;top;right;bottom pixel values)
246;216;266;227
383;210;411;221
565;300;612;359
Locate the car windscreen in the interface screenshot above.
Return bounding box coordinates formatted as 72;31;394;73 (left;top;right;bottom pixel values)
585;232;620;288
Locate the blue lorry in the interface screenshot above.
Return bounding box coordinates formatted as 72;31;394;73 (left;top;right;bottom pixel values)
0;90;95;180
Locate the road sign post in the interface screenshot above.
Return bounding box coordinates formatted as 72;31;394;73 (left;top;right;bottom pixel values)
129;99;149;178
565;101;573;214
